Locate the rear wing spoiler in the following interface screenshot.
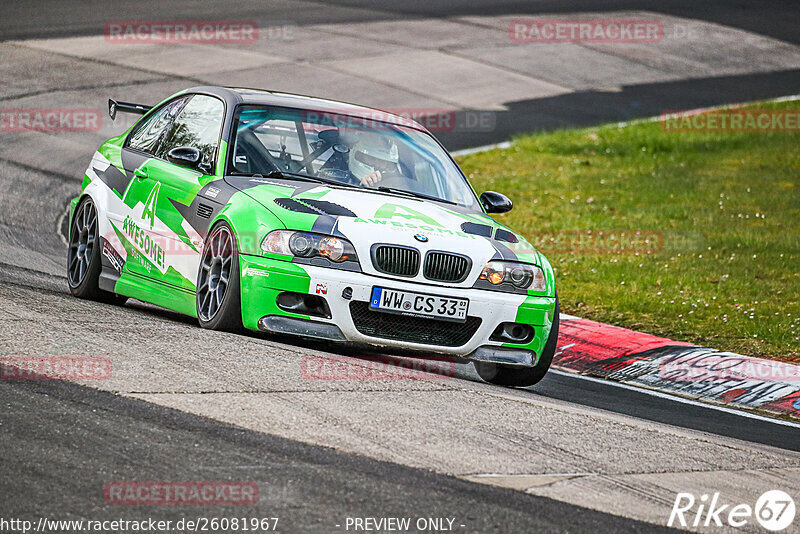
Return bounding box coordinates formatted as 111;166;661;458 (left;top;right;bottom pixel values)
108;99;151;120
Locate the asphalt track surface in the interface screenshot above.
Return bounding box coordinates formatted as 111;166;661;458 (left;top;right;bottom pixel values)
1;377;671;533
1;1;800;532
3;1;800;149
3;0;799;44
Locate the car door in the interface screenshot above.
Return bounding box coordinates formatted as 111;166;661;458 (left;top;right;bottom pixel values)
115;96;189;282
118;94;225;289
141;94;226;290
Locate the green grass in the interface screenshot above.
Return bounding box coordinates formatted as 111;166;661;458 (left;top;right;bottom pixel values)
456;100;800;362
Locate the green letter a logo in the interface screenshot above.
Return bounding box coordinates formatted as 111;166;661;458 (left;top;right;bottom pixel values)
373;202;441;226
142;182;160;230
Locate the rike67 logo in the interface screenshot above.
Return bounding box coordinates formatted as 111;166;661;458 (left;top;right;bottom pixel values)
669;490;795;531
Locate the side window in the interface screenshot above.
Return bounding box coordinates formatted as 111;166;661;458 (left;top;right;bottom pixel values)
126;97;188;155
156;95;224;169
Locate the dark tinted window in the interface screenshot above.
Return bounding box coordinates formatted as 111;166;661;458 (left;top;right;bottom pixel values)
228;105;479;209
156;95;224;168
127;97;188;155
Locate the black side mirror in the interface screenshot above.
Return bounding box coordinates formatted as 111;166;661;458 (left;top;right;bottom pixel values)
480;191;513;214
167;146;203;169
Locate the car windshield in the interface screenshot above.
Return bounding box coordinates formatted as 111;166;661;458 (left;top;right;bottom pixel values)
229;105;480;210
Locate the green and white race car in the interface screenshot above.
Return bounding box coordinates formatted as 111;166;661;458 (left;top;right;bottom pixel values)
68;86;558;387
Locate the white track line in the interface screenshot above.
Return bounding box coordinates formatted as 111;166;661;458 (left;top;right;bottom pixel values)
450;141;511;157
56;204;70;246
549;369;800;429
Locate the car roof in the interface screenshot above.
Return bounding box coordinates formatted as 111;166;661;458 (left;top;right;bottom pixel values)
187;85;431;133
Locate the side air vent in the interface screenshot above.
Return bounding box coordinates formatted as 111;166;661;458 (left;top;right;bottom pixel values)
301;199;356;217
371;245;420;277
494;228;519;243
273;197;357;217
196;203;213;219
461;221;493;237
274;197;321;215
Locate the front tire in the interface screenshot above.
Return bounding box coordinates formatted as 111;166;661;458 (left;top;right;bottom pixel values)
196;221;243;332
475;296;560;388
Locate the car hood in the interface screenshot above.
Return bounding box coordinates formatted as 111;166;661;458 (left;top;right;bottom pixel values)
225;176;543;277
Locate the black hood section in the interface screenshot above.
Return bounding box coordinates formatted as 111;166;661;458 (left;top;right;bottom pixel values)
273;197;356;218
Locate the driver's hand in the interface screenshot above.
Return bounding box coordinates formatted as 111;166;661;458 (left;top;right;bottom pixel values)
360;170;382;187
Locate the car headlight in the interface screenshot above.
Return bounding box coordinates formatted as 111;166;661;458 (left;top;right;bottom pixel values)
480;261;546;291
261;230;357;263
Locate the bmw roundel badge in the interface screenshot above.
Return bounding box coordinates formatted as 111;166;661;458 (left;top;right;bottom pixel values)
414;234;429;243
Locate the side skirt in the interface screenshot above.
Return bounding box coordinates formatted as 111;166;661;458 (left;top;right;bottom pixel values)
113;270;198;318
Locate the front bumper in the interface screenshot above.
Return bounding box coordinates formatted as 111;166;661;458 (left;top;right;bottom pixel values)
239;255;556;366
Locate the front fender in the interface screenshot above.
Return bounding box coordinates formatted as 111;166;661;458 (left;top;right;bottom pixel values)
211;191;286;256
68;195;81;231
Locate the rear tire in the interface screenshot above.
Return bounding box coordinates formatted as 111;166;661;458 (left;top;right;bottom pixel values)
475;296;560;388
196;221;243;332
67;197;127;305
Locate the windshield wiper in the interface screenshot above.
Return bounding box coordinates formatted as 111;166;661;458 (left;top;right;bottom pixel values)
263;170;361;190
375;186;457;206
247;172;457;205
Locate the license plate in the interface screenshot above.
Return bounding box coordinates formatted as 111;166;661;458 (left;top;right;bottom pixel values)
369;287;469;322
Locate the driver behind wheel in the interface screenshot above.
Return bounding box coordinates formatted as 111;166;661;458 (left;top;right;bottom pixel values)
349;135;401;187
